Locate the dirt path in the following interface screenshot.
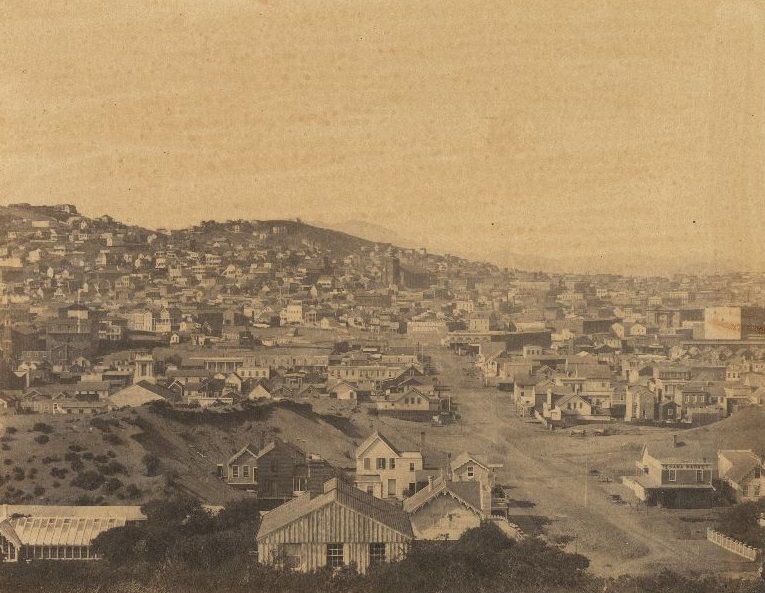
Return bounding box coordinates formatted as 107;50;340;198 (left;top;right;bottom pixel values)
416;348;757;578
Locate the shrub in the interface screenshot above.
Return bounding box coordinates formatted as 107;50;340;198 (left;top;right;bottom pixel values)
89;417;114;433
74;494;104;506
103;433;124;446
1;443;9;451
42;456;61;464
98;461;127;476
33;485;45;496
3;458;12;465
82;452;94;460
12;467;24;481
64;451;80;462
125;484;141;499
51;467;69;479
142;454;161;476
26;468;37;479
5;427;17;435
34;434;50;445
70;459;85;473
93;454;110;464
68;444;84;452
33;422;54;434
102;478;123;494
71;471;105;491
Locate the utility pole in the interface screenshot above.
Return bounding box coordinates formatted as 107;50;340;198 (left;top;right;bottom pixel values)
584;442;589;509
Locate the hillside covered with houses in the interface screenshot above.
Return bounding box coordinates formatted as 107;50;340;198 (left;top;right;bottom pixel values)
1;203;765;587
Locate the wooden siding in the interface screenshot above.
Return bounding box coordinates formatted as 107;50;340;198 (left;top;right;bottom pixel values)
258;501;410;573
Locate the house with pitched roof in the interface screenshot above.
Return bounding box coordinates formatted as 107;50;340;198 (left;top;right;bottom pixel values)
109;380;175;408
354;432;423;499
225;439;334;503
718;450;764;503
623;436;714;508
376;387;440;413
403;476;484;540
256;478;412;574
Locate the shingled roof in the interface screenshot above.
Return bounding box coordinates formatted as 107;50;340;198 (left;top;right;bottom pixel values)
257;478;413;540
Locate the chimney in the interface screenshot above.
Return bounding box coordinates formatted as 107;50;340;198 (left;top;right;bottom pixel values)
420;431;426;450
428;475;434;491
673;434;678;448
547;388;553;408
447;452;452;480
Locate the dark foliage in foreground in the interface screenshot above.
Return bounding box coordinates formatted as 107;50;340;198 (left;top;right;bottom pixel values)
0;497;760;593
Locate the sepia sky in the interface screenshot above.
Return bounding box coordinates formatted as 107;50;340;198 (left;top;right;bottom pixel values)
1;1;763;274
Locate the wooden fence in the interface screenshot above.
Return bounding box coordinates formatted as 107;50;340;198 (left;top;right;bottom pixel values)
706;528;762;561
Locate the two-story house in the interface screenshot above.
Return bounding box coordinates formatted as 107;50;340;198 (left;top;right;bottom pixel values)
623;436;714;508
354;432;423;499
225;439;334;505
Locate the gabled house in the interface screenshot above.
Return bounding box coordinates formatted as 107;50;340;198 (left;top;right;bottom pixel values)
542;391;592;423
376;387;440;413
246;381;273;400
449;452;504;516
256;478;413;574
328;380;357;401
354;432;423;499
718;450;764;503
109;381;175;408
403;476;485;540
225;439;334;503
625;385;657;422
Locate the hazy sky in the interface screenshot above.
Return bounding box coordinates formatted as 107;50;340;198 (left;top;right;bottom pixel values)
2;1;763;273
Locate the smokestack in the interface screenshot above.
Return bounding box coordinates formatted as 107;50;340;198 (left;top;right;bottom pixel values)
673;434;678;448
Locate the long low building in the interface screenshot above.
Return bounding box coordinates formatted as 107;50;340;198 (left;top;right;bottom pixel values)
0;505;145;562
256;478;413;574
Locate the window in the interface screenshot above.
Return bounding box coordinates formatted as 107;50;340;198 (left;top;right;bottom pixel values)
326;544;344;568
668;468;677;482
281;543;301;569
754;468;761;479
376;458;386;470
364;458;371;470
242;465;250;478
467;465;474;478
696;470;704;483
410;462;415;472
293;477;307;492
754;485;761;497
390;458;396;469
387;479;396;496
367;486;375;495
369;543;386;566
232;466;239;479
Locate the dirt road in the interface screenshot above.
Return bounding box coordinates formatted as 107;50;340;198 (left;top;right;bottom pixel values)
376;345;758;578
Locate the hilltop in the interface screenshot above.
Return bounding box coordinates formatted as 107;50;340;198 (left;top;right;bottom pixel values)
0;202;484;272
687;406;765;456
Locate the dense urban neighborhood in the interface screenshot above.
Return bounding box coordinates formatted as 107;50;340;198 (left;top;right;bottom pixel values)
1;203;764;592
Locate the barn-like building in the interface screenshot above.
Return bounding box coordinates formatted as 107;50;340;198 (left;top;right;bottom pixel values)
256;478;413;573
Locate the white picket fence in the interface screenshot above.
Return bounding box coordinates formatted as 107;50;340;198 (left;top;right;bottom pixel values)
706;528;762;561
